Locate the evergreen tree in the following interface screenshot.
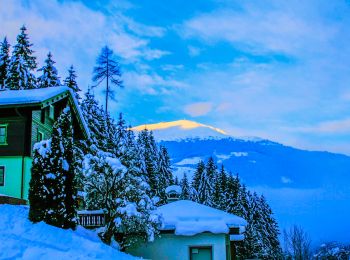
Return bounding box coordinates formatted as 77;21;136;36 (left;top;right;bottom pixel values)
6;25;37;90
174;176;179;186
212;165;228;209
0;37;10;89
92;46;122;113
37;52;61;88
259;195;283;258
157;145;174;204
29;108;77;229
137;129;158;198
180;173;191;200
83;147;161;248
113;113;127;157
64;65;81;100
195;158;216;206
192;160;205;200
81;90;108;150
28;139;52;223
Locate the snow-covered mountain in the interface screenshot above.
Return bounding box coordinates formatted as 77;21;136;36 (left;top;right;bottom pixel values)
133;120;350;244
132;119;229;141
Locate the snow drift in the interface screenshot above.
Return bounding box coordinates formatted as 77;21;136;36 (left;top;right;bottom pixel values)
0;205;137;260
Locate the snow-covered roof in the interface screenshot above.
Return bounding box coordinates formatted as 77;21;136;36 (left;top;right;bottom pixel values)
0;87;90;139
0;86;70;107
157;200;247;236
165;185;182;195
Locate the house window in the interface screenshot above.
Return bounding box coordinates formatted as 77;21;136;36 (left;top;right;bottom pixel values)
49;105;55;120
0;124;8;145
37;131;44;142
190;246;212;260
0;166;4;186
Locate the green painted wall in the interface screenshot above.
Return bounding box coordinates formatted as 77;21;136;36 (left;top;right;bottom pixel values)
0;156;32;200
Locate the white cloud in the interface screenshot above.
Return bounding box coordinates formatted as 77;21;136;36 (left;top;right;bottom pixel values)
285;118;350;134
184;102;213;117
0;0;169;91
281;176;292;184
180;4;335;56
188;46;201;57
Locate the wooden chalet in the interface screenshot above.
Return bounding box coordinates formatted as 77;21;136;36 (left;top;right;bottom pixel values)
0;86;89;201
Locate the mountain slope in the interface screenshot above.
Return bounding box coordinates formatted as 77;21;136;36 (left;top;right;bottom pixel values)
134;120;350;244
132;119;228;140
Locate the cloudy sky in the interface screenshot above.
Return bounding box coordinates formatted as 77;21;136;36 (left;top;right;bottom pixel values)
2;0;350;154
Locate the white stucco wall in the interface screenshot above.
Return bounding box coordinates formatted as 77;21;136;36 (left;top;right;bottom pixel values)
127;233;229;260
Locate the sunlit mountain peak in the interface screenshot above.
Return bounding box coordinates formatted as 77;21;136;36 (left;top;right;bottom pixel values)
132;119;229;141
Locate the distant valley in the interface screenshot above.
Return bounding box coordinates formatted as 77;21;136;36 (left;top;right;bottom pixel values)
133;120;350;244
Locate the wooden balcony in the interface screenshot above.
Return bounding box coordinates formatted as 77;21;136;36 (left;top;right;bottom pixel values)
77;210;105;228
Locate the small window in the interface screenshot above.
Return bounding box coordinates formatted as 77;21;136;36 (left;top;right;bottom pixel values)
0;124;8;145
49;105;55;120
0;166;4;186
37;131;44;142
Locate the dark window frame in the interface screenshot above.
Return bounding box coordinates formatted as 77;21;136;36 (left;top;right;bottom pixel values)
0;124;8;145
0;166;5;186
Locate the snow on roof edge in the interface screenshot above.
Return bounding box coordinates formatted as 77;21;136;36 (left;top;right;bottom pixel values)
157;200;247;236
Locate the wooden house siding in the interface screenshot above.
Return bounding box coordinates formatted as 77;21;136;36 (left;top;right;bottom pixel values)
0;117;27;156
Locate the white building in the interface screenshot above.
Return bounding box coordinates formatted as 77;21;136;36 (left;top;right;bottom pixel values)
127;200;247;260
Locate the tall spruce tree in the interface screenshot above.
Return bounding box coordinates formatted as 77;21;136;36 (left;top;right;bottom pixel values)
29;108;77;229
7;25;37;90
37;52;60;88
180;173;191;200
92;46;122;113
64;65;81;100
81;90;108;150
137;129;159;198
195;158;216;206
157;145;174;204
192;160;205;200
0;37;10;89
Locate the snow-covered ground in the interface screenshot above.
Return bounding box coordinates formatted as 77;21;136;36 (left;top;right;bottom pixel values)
0;205;138;260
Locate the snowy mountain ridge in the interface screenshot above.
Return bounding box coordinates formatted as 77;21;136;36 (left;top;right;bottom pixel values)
132;119;265;142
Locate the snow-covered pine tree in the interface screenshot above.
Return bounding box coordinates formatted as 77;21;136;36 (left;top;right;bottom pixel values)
237;191;265;259
195;158;216;206
64;65;81;100
180;173;191;200
29;108;77;229
156;145;174;204
212;165;228;209
45;107;77;229
83;148;161;249
137;129;159;198
112;113;127;157
6;26;37;90
174;176;179;185
37;52;60;88
92;46;123;113
192;160;205;201
81;90;108;150
0;37;10;89
259;195;282;258
58;107;78;229
28;139;52;223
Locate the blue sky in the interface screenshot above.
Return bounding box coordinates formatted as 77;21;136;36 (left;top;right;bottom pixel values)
2;0;350;154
